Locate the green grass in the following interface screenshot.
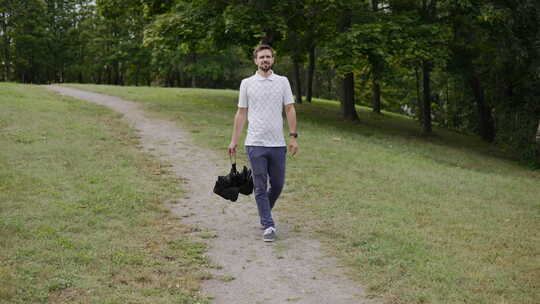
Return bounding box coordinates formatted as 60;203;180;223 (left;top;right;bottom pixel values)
0;83;211;303
63;83;539;304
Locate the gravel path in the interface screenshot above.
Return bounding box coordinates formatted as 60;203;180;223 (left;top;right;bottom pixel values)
47;85;374;304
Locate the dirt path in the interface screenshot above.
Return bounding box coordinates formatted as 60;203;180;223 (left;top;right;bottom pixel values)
47;85;374;304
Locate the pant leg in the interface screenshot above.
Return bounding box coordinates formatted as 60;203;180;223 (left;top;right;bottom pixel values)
267;147;286;210
246;146;275;228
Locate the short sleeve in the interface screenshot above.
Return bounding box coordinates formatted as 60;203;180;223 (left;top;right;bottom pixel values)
238;79;248;108
283;77;294;105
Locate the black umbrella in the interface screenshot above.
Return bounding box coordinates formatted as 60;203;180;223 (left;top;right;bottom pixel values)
213;154;253;202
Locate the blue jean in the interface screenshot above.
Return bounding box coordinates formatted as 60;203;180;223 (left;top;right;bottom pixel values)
246;146;286;229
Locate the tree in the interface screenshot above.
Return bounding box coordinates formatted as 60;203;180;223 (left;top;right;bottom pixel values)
369;0;383;113
323;1;370;120
304;0;338;103
277;0;309;104
0;0;15;81
384;0;450;134
11;0;49;83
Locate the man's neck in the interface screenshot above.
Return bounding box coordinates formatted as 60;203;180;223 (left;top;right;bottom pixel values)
257;69;273;78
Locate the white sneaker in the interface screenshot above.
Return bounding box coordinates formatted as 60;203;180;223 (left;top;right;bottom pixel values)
263;227;276;242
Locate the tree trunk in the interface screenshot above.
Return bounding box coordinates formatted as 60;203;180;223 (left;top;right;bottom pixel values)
342;72;359;120
113;61;120;85
134;65;140;86
422;61;432;134
327;68;334;98
372;0;379;11
415;66;422;120
175;69;181;87
261;29;275;46
29;55;35;83
306;43;315;103
470;73;495;142
446;78;450;127
536;120;540;165
292;55;303;104
190;53;197;87
419;0;437;134
536;120;540;143
179;69;185;86
258;0;274;45
370;0;382;114
339;7;358;120
535;120;540;167
165;70;171;87
1;11;10;81
106;65;112;84
534;119;540;165
372;78;381;114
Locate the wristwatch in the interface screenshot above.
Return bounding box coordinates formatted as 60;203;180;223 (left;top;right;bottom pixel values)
289;133;298;138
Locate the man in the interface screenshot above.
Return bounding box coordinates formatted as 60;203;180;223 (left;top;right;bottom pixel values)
228;44;299;242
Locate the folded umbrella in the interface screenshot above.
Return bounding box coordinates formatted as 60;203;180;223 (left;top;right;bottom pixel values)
213;154;253;202
238;165;253;195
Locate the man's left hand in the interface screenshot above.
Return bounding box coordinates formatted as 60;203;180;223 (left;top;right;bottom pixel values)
288;139;299;156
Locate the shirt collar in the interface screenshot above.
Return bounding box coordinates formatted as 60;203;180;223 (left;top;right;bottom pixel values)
254;70;276;81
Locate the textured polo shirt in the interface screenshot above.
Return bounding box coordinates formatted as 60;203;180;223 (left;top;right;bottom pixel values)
238;71;294;147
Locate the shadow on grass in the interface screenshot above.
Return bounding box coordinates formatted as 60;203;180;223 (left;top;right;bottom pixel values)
297;98;537;178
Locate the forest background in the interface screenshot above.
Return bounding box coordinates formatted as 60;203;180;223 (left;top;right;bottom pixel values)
1;0;539;166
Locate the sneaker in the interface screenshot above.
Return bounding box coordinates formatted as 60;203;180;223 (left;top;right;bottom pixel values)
263;227;276;242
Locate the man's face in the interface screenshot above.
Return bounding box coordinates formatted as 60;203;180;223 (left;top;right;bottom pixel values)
254;49;274;72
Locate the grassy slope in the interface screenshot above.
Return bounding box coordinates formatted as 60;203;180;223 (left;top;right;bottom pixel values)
0;83;210;303
64;84;539;304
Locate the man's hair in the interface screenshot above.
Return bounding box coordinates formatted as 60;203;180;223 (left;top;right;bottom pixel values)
253;45;274;59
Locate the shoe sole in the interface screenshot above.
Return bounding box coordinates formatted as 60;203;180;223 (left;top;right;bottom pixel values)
263;238;275;242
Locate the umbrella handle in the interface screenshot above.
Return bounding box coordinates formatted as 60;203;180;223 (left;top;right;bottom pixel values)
229;152;237;165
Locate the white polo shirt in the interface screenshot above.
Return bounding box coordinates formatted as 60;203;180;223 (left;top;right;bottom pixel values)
238;70;294;147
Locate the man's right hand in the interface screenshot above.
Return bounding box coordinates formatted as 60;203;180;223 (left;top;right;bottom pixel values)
228;142;237;155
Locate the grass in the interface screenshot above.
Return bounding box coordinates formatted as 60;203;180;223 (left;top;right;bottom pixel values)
63;83;539;304
0;83;211;303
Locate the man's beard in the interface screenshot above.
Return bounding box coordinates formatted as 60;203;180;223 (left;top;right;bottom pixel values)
260;63;272;72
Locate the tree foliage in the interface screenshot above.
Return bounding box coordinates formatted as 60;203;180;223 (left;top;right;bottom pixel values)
0;0;538;165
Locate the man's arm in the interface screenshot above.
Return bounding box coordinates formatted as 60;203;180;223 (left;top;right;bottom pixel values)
228;107;247;155
285;103;298;156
